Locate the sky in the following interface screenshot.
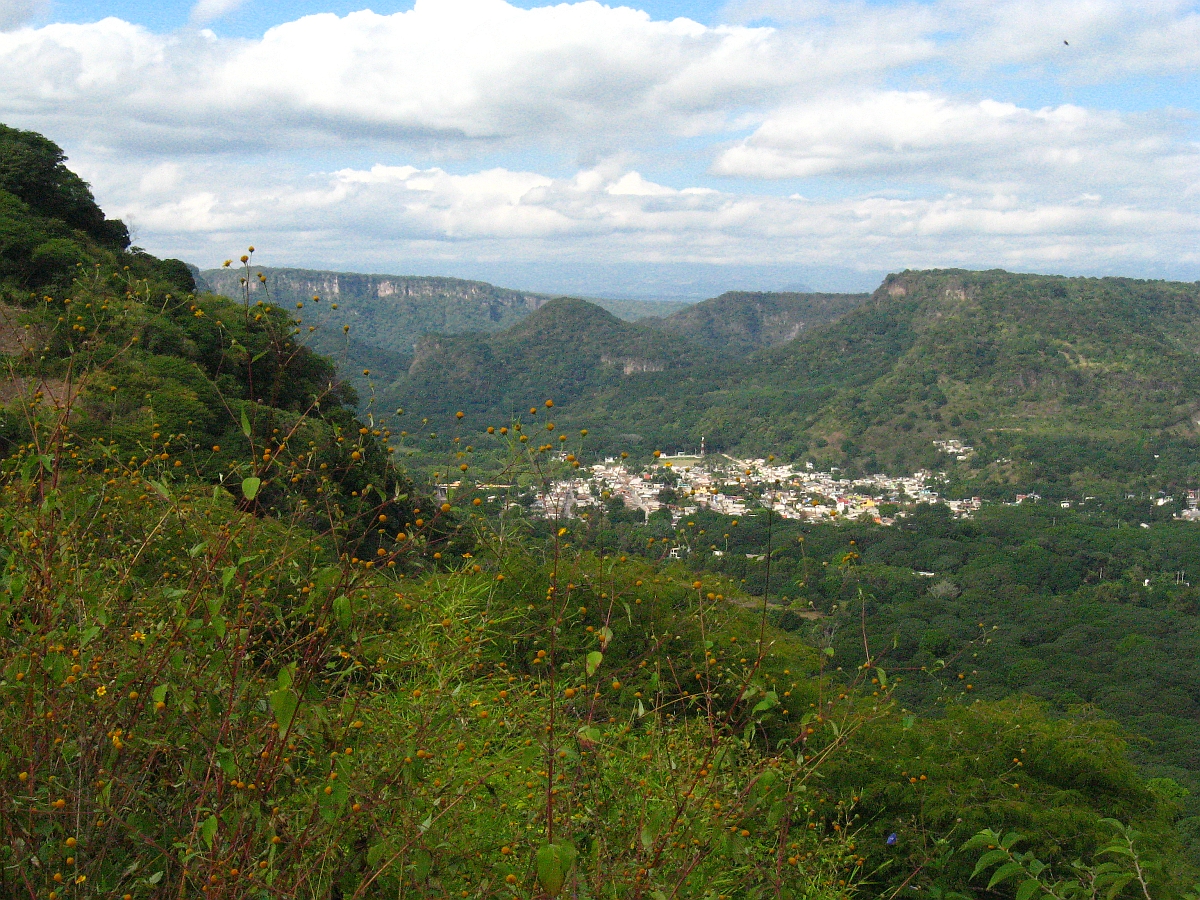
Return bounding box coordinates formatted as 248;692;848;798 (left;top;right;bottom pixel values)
1;0;1198;297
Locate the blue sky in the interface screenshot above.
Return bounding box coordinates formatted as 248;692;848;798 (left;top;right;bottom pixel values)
45;1;733;31
2;0;1198;297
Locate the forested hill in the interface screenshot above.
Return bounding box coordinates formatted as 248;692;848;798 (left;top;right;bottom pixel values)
384;269;1200;497
0;124;411;534
1;123;139;288
200;265;693;361
643;289;867;354
387;297;712;430
750;269;1200;491
8;122;1200;900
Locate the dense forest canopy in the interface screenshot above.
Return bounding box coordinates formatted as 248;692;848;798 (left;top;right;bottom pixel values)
379;269;1200;501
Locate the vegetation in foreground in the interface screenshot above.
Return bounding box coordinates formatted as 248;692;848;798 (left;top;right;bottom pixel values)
1;122;1198;898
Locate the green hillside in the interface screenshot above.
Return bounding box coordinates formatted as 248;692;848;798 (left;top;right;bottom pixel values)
388;297;711;433
761;270;1200;491
5;124;1200;900
200;265;692;361
644;289;867;354
384;269;1200;498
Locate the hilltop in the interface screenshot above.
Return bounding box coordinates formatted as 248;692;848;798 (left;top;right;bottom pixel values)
200;265;692;360
385;269;1200;497
387;297;710;438
5;122;1200;899
644;289;867;354
750;269;1200;491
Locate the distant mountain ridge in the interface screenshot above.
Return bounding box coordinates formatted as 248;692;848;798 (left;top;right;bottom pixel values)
382;269;1200;497
200;266;694;360
392;297;709;431
200;266;550;358
645;290;867;354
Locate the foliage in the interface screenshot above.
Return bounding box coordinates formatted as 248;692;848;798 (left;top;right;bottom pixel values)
1;123;1197;899
380;269;1200;497
963;821;1168;900
0;124;129;252
642;290;867;356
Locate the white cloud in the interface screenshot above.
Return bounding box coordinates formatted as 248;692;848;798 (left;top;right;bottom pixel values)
0;0;47;31
0;1;831;152
1;0;1198;287
725;0;1200;79
711;91;1198;201
190;0;250;25
89;155;1197;281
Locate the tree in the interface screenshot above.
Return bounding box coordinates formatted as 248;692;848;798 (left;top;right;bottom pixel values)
0;123;129;249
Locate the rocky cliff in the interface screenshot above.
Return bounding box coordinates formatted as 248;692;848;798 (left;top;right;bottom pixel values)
201;267;551;359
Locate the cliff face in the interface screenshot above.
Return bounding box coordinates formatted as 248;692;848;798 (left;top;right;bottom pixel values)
201;267;550;358
645;290;868;355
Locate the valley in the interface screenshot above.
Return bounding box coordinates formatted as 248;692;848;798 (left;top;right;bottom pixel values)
3;121;1200;899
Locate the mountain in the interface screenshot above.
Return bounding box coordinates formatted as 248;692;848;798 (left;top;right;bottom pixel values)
200;266;693;362
753;269;1200;490
385;269;1200;496
386;297;710;436
0;123;140;289
644;289;867;354
5;124;1200;900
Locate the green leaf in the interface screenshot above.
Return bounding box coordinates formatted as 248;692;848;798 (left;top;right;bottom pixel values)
241;477;261;501
333;595;352;631
1016;878;1045;900
536;842;578;897
221;566;237;591
318;776;349;823
270;688;298;731
752;690;780;715
240;406;252;438
152;684;168;704
962;831;1002;852
79;625;100;648
585;651;603;676
276;664;295;691
313;566;341;601
411;849;433;881
367;842;387;870
987;862;1028;890
200;814;218;850
640;802;671;852
577;726;602;743
1102;875;1135;900
875;667;888;689
972;849;1012;879
215;746;236;777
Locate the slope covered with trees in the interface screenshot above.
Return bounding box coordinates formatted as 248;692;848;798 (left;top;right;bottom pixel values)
200;265;692;365
3;124;1198;900
644;289;867;354
384;269;1200;498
